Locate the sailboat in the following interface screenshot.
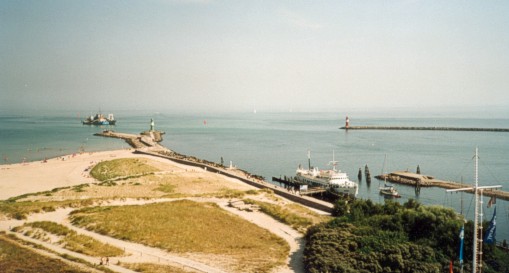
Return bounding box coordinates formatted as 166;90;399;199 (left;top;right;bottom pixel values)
379;154;401;198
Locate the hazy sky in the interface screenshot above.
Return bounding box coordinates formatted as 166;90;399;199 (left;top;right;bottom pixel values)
1;1;508;114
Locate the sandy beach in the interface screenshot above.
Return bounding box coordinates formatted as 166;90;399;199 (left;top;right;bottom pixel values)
0;149;138;200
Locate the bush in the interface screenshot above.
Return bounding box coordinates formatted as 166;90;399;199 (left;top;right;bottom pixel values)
305;199;509;273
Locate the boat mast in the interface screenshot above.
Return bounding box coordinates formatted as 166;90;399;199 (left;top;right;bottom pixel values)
446;148;502;273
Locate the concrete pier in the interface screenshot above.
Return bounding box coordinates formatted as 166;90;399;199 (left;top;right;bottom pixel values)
376;171;509;201
340;126;509;132
95;130;166;150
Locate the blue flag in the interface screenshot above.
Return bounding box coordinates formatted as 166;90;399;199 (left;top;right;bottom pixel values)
484;207;496;244
459;225;464;264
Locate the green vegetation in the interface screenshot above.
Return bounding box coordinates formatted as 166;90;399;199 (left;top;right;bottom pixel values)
70;200;289;272
90;158;159;182
4;186;72;202
304;199;509;273
154;183;175;193
0;199;95;220
123;263;189;273
0;233;91;273
244;199;329;233
13;221;124;257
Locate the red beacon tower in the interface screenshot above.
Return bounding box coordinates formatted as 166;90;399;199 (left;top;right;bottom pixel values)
345;116;350;129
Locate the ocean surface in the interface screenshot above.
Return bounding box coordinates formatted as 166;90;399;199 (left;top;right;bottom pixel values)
1;111;508;242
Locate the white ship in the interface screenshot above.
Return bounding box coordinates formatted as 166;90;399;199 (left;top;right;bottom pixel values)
295;151;358;197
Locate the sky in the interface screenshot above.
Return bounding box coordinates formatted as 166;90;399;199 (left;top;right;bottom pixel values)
1;0;509;114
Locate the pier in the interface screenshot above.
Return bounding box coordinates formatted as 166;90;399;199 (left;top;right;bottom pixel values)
340;126;509;132
376;171;509;201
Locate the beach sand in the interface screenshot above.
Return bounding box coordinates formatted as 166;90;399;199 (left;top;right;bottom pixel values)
0;149;138;200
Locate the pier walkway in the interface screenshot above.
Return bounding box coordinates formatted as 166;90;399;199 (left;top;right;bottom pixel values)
340;126;509;132
376;171;509;201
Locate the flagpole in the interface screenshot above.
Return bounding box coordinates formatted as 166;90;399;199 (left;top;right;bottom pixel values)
445;148;502;273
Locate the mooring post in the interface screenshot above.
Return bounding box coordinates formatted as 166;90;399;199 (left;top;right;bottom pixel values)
365;164;371;183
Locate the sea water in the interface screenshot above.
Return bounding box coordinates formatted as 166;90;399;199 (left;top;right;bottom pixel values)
1;111;508;242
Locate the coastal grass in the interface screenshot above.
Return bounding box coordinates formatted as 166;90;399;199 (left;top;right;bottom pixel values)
90;158;159;182
0;199;95;220
13;221;124;257
123;263;189;273
244;199;330;233
0;233;93;273
69;200;289;272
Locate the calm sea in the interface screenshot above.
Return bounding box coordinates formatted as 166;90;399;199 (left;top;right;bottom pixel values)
1;111;508;242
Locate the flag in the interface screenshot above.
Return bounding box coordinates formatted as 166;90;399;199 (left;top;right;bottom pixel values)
487;196;496;208
484;207;497;244
449;260;453;273
459;225;464;265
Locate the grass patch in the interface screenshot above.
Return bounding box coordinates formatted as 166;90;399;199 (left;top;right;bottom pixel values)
0;199;96;220
70;200;289;272
13;221;124;257
244;199;330;233
123;263;188;273
154;183;175;193
5;186;72;202
90;158;160;182
199;188;264;199
72;184;90;193
0;233;92;273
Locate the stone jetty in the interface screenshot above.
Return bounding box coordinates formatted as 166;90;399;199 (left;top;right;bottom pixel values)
95;128;334;213
340;126;509;132
376;171;509;201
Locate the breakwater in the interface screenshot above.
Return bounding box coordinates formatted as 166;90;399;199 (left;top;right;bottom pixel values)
376;171;509;201
340;126;509;132
137;150;334;213
94;130;334;213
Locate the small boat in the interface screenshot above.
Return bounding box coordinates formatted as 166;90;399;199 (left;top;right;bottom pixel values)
294;151;358;197
82;113;116;125
378;154;400;198
379;183;401;198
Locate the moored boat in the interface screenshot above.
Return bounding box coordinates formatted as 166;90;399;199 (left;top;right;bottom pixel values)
379;183;401;198
294;151;358;197
82;113;116;125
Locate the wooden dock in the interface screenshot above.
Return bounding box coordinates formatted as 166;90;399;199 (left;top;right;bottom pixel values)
340;126;509;132
376;171;509;201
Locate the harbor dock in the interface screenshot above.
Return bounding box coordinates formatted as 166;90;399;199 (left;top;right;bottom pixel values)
340;126;509;132
376;171;509;201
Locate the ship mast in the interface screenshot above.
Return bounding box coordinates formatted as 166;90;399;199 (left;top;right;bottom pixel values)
329;150;339;171
446;148;501;273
